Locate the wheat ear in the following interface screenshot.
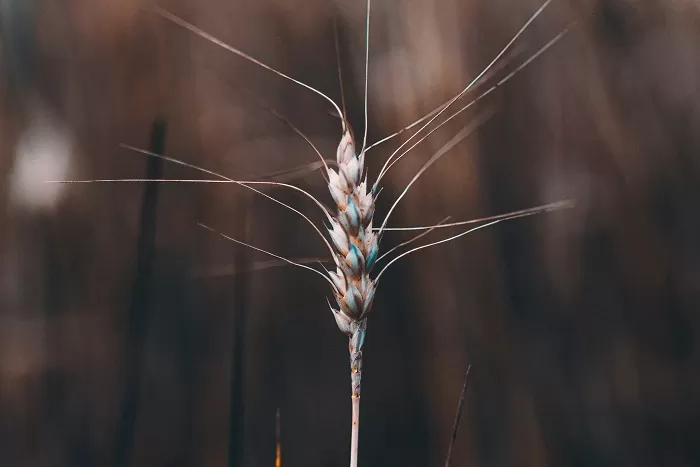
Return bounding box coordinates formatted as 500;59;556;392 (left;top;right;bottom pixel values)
326;128;376;467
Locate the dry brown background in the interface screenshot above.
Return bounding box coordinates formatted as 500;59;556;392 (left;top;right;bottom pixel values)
1;0;700;466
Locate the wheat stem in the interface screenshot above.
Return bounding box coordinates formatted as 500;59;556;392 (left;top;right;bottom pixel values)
349;322;364;467
350;395;360;467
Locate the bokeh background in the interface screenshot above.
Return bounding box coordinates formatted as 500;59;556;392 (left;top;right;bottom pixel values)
1;0;700;466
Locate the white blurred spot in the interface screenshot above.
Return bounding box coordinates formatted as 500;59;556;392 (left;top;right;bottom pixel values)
9;107;74;212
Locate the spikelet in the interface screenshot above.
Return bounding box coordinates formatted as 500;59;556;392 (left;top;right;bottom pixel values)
327;127;377;399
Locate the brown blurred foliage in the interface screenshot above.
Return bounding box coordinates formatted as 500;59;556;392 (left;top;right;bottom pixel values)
1;0;700;466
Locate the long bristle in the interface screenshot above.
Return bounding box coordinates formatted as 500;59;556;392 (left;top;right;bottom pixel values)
377;110;495;237
198;223;338;291
373;0;556;190
374;24;572;185
375;202;575;282
153;6;344;126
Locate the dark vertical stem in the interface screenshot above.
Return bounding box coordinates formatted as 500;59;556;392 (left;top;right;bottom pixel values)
173;286;195;467
0;0;37;109
112;119;167;467
275;408;282;467
227;196;251;467
445;364;472;467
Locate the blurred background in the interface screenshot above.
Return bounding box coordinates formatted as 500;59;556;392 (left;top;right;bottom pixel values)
1;0;700;466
